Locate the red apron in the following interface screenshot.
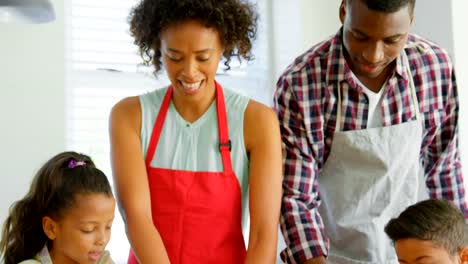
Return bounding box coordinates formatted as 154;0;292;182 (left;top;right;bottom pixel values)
128;82;246;264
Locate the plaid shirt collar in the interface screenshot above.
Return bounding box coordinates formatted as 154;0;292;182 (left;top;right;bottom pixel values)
325;28;409;90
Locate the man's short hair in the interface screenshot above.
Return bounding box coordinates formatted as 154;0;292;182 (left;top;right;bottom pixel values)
385;199;467;255
347;0;416;14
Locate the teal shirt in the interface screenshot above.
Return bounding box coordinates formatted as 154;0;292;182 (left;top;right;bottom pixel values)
139;86;250;237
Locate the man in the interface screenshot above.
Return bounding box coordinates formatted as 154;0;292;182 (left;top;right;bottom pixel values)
273;0;468;263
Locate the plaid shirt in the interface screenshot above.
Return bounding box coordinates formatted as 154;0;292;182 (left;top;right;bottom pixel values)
273;29;468;263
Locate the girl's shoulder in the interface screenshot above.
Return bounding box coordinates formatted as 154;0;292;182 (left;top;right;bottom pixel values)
18;245;52;264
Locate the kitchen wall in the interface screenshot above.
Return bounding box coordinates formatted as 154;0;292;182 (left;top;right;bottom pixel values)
452;1;468;180
0;0;65;223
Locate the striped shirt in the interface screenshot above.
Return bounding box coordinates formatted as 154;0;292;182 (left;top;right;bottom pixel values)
273;28;467;263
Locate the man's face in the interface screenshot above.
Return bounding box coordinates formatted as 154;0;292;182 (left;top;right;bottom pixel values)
394;238;461;264
340;0;413;81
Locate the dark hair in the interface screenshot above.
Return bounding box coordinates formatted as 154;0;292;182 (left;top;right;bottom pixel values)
385;199;467;255
0;151;113;264
128;0;258;74
348;0;416;14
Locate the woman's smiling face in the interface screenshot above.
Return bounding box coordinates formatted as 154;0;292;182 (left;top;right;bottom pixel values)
160;20;224;104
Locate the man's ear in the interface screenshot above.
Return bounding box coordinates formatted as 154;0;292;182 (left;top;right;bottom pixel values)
339;0;347;25
42;216;58;240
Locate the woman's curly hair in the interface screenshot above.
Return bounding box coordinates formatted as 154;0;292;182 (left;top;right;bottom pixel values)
129;0;258;75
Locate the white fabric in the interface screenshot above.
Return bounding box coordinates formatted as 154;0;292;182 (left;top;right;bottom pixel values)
318;53;428;263
18;246;52;264
139;85;251;237
353;76;385;128
17;246;114;264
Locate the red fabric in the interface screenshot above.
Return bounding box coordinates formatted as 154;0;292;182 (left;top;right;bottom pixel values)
128;82;246;264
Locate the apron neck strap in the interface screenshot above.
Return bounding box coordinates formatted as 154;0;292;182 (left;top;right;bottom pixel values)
145;86;173;168
336;81;343;132
402;51;421;121
215;81;233;173
145;82;233;173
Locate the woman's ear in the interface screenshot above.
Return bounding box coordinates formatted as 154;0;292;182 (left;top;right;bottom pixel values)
42;216;58;240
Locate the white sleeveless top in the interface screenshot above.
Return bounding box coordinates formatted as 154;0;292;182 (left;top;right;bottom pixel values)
139;86;251;236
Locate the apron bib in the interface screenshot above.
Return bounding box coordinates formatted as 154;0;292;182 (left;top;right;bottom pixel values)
128;82;246;264
318;53;428;263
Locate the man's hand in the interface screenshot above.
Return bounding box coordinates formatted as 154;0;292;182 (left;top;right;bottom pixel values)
304;256;326;264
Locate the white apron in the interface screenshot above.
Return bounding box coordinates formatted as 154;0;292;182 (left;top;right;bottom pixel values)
318;53;428;263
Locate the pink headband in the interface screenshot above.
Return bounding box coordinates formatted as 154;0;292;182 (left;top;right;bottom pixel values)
68;159;86;169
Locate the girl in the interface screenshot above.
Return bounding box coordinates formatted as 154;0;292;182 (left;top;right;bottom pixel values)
0;151;116;264
109;0;283;263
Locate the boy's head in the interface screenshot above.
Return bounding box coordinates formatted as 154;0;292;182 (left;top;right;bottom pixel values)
385;199;468;263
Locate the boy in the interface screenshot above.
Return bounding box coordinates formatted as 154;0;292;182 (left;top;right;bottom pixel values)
385;199;468;263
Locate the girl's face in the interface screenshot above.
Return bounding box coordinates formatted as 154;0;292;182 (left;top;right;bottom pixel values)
160;19;224;106
45;193;115;264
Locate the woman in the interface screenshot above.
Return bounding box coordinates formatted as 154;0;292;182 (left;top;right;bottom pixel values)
109;0;282;263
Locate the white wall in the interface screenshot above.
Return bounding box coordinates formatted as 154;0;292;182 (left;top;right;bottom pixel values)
300;0;341;50
272;0;341;79
0;0;65;224
412;0;454;57
452;0;468;184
